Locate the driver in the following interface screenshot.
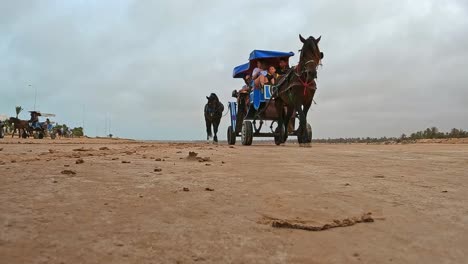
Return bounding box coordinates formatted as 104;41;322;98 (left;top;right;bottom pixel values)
29;112;39;128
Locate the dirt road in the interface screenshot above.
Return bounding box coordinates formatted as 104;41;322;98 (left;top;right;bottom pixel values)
1;138;467;263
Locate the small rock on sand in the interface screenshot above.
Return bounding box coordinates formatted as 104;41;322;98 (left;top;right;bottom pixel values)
64;165;70;167
183;187;190;192
205;187;214;191
121;161;131;164
76;158;84;164
154;168;162;172
99;147;110;150
0;148;3;151
155;158;162;161
188;152;198;158
61;170;76;175
112;157;119;160
73;147;93;152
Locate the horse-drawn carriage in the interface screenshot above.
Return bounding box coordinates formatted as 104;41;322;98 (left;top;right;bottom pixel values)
28;111;56;139
227;41;321;146
9;111;57;139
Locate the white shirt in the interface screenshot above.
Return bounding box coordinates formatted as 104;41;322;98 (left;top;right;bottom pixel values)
252;68;267;78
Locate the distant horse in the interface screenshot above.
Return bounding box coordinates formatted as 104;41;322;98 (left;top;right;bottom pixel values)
9;117;30;138
274;34;324;145
204;93;224;142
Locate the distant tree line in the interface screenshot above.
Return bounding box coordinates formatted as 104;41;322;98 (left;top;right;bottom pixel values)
313;127;468;144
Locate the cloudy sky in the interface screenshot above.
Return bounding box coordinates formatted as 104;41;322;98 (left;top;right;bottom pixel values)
1;0;467;140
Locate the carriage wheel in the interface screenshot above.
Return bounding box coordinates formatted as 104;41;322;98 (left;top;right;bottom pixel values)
227;126;236;145
38;132;44;139
241;121;253;146
50;133;56;140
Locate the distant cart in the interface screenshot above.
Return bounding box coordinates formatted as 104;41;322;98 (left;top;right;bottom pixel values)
28;111;57;139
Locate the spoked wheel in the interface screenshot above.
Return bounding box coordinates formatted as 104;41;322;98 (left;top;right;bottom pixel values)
38;132;44;139
227;126;236;145
241;121;253;146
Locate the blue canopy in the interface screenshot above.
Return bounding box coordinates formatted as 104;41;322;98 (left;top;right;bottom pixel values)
232;62;250;78
248;50;294;61
232;50;295;79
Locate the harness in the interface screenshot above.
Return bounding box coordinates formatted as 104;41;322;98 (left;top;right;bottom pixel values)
205;102;225;118
295;59;317;96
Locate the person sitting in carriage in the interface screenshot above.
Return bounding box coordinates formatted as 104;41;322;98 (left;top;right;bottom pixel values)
265;66;279;85
252;60;268;88
29;111;40;129
276;57;291;76
45;118;53;131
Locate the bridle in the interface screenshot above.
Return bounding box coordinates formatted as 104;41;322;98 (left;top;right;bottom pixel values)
295;40;321;95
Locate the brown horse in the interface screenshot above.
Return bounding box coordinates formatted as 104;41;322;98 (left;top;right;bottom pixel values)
9;117;30;138
274;34;324;145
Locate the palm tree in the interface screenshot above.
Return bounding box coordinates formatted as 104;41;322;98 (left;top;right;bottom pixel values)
15;106;23;118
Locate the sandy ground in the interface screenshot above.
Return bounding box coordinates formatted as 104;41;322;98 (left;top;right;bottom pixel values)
0;137;467;264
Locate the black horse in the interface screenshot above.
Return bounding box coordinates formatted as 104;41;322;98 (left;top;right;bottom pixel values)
274;34;324;145
204;93;224;142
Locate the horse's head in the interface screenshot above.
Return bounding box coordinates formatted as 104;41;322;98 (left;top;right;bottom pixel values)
299;34;324;76
206;93;221;117
206;93;219;106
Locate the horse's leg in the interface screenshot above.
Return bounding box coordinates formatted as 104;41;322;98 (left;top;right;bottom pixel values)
295;101;307;146
206;119;212;141
274;98;285;143
283;106;295;143
213;118;219;143
12;127;15;138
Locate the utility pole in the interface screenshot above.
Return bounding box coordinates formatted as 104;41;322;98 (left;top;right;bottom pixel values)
104;115;107;137
82;104;85;135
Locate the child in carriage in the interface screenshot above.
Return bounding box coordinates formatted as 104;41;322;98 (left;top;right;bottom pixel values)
252;60;268;88
265;66;279;85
